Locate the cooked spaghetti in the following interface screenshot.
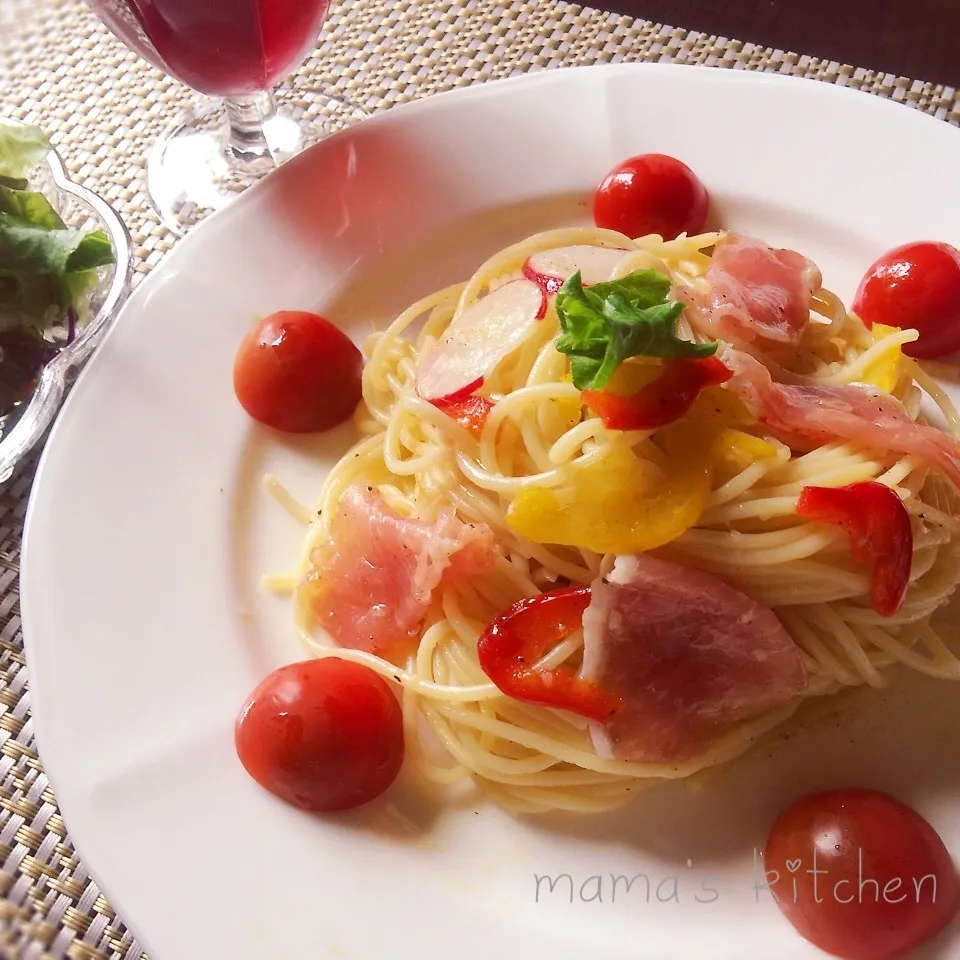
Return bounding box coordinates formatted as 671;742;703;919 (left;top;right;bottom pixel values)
273;227;960;814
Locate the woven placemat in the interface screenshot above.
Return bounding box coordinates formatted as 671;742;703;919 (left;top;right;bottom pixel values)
2;1;960;957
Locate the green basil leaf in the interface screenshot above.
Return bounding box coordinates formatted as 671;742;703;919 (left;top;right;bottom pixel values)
587;270;673;309
554;268;717;389
568;353;604;390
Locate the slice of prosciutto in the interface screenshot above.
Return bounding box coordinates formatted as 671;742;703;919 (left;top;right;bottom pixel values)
416;278;546;402
684;234;822;346
723;349;960;490
581;555;807;763
308;484;495;658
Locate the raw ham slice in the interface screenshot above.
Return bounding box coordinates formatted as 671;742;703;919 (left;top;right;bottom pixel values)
307;484;495;658
416;279;546;402
684;234;822;345
581;555;807;762
723;349;960;490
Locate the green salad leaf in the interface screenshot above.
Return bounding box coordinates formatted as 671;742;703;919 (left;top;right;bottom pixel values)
0;218;114;330
555;270;717;390
0;123;115;333
0;185;63;229
0;120;116;413
0;121;53;190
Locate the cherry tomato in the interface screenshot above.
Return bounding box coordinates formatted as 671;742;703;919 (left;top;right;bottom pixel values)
235;658;404;812
593;154;709;241
764;789;959;960
233;310;363;433
852;242;960;359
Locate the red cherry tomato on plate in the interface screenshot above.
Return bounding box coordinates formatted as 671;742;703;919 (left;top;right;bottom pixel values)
852;241;960;359
234;310;363;433
593;154;709;241
764;788;959;960
235;658;404;812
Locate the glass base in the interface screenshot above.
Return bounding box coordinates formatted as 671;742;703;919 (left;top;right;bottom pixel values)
147;90;368;234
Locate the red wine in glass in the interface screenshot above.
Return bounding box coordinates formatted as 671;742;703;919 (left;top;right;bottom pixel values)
86;0;366;231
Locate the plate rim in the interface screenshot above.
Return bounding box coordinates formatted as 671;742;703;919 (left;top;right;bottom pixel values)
19;61;960;959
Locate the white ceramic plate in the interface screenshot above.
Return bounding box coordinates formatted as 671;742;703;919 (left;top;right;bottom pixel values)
20;64;960;960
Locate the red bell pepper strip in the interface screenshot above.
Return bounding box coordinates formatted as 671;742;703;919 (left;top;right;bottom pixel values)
582;356;732;431
429;393;494;437
796;481;913;616
476;585;619;723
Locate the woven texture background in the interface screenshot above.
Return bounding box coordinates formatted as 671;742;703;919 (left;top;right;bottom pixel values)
2;0;960;956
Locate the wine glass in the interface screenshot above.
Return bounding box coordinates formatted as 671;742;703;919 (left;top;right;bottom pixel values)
85;0;367;234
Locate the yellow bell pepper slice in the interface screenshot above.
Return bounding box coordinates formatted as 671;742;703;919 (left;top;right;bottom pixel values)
506;421;713;554
712;428;779;480
684;384;756;430
602;360;662;395
859;323;902;393
552;373;583;430
554;396;582;430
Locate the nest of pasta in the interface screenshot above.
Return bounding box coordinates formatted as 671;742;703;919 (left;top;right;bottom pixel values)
281;228;960;814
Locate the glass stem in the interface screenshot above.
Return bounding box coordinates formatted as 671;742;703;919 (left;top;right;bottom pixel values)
222;91;279;168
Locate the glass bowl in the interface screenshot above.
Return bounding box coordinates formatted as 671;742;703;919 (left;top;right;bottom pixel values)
0;143;133;482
